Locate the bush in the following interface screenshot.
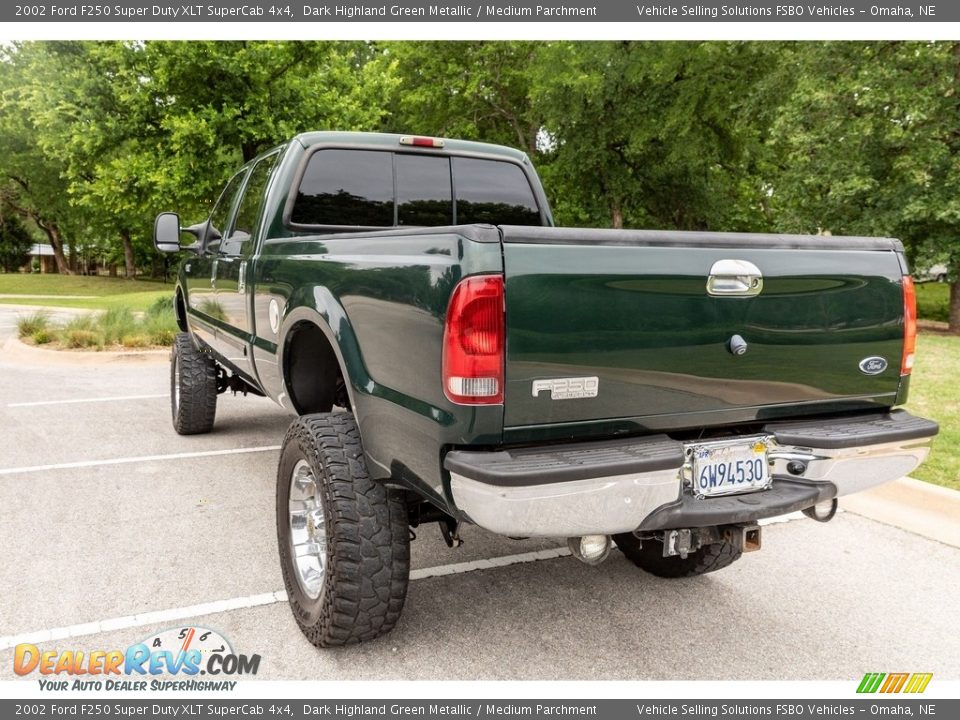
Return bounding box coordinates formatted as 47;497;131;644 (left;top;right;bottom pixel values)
147;294;175;317
63;329;101;349
31;328;55;345
17;311;50;337
120;334;151;349
18;301;179;350
62;314;98;334
99;307;137;345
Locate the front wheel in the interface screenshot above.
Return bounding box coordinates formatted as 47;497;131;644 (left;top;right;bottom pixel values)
170;332;217;435
612;532;741;578
277;412;410;647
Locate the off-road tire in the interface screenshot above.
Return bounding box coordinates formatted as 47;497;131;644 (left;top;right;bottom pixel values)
170;332;217;435
277;413;410;647
612;533;741;578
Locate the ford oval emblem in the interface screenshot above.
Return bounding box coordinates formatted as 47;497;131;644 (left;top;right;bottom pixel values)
859;356;888;375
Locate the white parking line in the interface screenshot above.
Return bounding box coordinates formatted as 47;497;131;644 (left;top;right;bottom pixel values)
0;547;571;650
8;394;167;408
0;446;282;476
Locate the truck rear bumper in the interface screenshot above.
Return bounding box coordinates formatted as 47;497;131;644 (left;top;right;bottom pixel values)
444;410;938;537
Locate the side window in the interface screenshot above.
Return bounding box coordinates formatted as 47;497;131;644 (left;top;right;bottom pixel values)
396;154;452;226
291;149;393;227
453;157;541;226
223;152;280;257
207;171;247;255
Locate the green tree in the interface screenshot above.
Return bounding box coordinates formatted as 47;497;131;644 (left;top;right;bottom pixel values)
0;44;77;274
529;42;776;230
0;209;33;272
384;41;542;156
1;41;397;278
766;42;960;331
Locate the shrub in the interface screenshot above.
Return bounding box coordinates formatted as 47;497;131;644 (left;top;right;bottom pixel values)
17;311;50;338
147;327;176;346
100;307;137;345
63;329;101;349
31;328;56;345
147;294;175;317
120;334;151;349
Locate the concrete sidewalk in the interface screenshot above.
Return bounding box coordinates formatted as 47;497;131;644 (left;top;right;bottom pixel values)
842;476;960;549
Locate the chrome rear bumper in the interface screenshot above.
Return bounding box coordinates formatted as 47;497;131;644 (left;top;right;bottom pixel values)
445;410;938;537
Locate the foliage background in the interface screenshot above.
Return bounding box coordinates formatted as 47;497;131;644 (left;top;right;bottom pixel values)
2;40;959;328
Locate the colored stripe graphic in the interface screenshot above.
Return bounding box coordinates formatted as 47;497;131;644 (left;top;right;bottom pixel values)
858;673;886;693
857;672;932;693
880;673;910;693
904;673;933;693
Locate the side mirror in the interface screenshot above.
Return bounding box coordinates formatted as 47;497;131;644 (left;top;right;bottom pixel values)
154;212;183;253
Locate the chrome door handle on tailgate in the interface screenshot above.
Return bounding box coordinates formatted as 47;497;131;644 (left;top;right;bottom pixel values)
706;258;763;297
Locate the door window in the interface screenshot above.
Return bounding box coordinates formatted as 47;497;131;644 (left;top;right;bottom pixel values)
223;152;281;257
207;171;247;254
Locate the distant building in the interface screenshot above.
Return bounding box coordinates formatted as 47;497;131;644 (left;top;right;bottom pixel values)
26;243;58;273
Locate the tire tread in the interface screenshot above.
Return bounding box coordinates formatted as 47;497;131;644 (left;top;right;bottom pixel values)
171;332;217;435
278;413;409;647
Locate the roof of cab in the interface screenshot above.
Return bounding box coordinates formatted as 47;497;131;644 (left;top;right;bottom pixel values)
292;131;529;164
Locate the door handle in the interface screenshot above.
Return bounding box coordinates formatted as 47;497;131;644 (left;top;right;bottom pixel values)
706;259;763;297
238;261;247;294
210;258;218;289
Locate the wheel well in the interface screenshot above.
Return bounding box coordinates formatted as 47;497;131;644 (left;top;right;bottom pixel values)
283;321;343;414
174;289;188;332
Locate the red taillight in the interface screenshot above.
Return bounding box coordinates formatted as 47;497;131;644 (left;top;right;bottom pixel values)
399;135;445;148
442;275;504;405
902;275;917;375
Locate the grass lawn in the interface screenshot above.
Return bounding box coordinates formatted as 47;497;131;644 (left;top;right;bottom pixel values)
915;281;949;323
0;273;173;312
908;332;960;492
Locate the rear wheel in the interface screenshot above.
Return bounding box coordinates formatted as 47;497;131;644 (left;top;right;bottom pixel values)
170;332;217;435
612;532;741;578
277;412;410;647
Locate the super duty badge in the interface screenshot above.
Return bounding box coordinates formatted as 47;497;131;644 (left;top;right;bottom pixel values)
532;376;599;400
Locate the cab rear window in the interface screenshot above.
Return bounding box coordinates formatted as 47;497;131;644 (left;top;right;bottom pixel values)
289;148;541;228
453;157;541;226
290;149;393;226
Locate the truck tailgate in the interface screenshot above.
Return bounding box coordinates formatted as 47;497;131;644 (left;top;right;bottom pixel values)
500;226;907;438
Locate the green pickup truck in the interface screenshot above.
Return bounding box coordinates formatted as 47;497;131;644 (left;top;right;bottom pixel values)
155;131;938;648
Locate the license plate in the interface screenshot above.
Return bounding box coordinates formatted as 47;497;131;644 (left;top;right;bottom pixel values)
689;437;771;498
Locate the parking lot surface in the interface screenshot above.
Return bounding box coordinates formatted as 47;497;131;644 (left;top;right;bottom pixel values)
1;316;959;681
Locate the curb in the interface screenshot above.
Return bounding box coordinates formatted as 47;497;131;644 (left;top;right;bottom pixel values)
841;476;960;550
0;336;168;366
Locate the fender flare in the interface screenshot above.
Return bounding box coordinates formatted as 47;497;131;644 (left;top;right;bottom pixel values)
277;289;370;416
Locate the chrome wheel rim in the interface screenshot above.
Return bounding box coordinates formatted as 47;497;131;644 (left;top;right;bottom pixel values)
288;459;326;600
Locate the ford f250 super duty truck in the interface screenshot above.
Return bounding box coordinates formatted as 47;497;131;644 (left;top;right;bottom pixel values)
154;131;939;648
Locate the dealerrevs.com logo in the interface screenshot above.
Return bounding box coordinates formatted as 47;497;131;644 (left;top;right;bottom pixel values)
14;626;260;691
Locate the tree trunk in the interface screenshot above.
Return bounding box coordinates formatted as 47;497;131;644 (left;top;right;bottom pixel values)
611;200;624;229
38;219;72;275
67;241;79;274
120;230;136;279
949;273;960;334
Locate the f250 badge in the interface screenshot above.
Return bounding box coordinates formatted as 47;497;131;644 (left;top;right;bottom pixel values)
859;356;888;375
532;376;599;400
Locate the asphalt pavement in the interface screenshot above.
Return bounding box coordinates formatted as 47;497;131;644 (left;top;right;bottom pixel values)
1;313;959;681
